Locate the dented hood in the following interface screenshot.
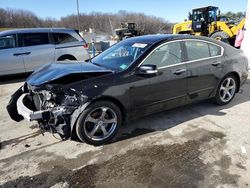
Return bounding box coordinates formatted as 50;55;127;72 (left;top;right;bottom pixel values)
27;62;113;86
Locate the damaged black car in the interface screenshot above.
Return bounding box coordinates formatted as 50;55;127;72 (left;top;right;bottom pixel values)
7;34;248;145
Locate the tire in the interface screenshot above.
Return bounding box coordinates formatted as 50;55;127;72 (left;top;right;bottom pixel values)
210;31;229;43
215;74;238;105
76;100;122;145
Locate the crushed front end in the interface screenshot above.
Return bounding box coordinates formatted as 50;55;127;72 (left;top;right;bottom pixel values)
7;83;88;140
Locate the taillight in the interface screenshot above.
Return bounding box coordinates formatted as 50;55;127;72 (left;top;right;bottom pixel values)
83;43;88;49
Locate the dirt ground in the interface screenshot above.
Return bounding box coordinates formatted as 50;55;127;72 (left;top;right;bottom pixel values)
0;74;250;188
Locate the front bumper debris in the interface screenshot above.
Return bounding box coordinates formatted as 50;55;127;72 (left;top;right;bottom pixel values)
17;94;50;121
7;83;89;140
6;87;25;122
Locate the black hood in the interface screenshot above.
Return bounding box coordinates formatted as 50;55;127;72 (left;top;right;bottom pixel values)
27;62;113;86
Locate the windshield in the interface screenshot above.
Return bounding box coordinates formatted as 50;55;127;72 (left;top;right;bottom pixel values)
91;40;151;71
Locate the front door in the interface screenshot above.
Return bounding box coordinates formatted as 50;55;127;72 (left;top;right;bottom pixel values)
129;41;187;118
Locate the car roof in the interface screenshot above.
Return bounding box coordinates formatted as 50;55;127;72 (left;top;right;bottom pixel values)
124;34;179;43
125;34;227;47
0;28;75;36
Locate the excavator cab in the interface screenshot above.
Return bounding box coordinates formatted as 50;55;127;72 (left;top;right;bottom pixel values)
191;6;219;35
172;5;245;46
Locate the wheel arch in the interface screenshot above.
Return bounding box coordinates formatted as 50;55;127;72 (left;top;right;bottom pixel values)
227;72;241;93
57;54;77;61
70;95;127;140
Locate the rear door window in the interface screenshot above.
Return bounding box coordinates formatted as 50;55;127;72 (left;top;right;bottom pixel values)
209;44;222;56
22;33;49;47
0;34;16;50
53;33;78;44
185;41;210;61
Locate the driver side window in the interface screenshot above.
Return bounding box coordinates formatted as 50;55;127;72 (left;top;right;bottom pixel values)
143;42;182;68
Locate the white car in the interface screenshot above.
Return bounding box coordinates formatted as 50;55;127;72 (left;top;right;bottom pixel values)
0;28;90;76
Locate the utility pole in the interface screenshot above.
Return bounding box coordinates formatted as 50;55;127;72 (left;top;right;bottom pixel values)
76;0;80;31
109;17;114;35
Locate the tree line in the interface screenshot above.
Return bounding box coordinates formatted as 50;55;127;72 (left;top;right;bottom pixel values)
0;8;246;34
0;8;173;34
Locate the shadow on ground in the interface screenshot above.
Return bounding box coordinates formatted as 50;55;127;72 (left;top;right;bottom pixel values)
0;129;241;188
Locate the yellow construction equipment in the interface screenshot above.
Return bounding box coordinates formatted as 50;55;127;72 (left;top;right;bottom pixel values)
173;6;245;45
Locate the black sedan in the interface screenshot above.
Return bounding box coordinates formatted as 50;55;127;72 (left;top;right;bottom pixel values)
7;34;249;145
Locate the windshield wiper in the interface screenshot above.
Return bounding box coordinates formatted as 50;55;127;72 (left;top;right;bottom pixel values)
92;62;103;67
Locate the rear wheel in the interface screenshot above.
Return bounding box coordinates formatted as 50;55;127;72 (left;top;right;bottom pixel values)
215;75;238;105
76;101;122;145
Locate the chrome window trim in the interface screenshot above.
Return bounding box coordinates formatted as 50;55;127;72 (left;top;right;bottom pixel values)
138;39;224;70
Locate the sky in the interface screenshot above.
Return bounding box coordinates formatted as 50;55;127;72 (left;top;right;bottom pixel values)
0;0;248;22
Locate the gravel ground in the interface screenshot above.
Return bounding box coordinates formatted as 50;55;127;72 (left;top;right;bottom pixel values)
0;74;250;188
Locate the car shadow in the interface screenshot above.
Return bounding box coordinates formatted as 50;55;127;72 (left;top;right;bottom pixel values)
0;73;31;85
112;78;250;144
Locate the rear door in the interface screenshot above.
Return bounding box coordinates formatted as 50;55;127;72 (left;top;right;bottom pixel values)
184;39;223;102
129;41;188;117
19;32;55;72
0;34;25;75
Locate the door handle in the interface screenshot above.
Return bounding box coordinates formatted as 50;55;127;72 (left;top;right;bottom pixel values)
212;61;221;66
13;52;31;56
22;52;31;55
13;53;22;56
173;69;186;75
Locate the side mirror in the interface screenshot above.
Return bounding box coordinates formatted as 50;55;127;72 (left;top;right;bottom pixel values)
137;64;158;75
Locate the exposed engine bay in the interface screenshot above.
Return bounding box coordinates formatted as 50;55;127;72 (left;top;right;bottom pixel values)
6;62;115;141
13;83;88;140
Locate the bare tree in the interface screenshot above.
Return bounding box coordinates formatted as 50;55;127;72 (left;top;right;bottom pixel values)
0;8;173;34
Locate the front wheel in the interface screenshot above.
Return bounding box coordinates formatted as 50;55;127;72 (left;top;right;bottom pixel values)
215;75;238;105
76;101;122;145
210;31;230;44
